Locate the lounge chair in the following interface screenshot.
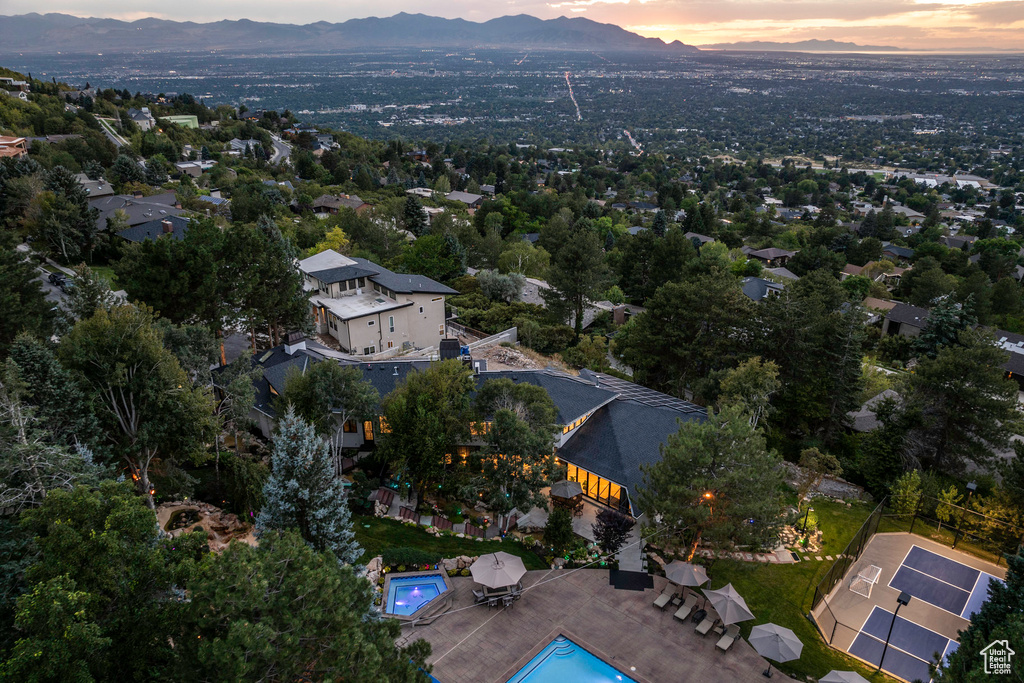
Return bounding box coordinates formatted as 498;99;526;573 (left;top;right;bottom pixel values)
653;588;675;610
472;589;486;604
716;624;741;652
695;611;720;637
673;594;698;621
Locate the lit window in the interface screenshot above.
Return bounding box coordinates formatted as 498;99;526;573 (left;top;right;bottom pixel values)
432;296;443;302
379;417;391;434
343;420;357;433
363;421;374;441
387;340;394;349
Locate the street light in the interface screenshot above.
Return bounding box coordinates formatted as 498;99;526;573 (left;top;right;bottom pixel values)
952;481;977;550
878;591;911;673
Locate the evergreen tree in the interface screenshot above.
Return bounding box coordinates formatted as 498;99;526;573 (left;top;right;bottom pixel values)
403;195;428;237
257;407;361;565
542;218;609;339
914;294;977;359
651;210;667;237
0;247;52;356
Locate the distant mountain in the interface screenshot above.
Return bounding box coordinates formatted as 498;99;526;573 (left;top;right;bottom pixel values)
700;39;904;52
0;12;699;55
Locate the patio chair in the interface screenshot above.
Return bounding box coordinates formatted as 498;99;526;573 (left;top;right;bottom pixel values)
653;587;675;610
715;624;741;652
672;594;698;621
487;597;500;609
502;595;515;609
695;611;720;637
472;589;486;604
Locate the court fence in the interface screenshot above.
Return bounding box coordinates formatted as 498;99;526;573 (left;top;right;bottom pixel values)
810;493;1023;646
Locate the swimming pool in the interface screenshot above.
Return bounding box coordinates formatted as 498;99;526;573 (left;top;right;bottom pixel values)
383;573;450;618
506;635;637;683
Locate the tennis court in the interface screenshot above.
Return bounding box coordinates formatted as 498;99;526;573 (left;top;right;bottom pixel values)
848;606;958;682
888;545;1003;619
811;533;1007;683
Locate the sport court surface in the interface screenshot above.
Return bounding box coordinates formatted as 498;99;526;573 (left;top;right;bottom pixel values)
816;533;1006;683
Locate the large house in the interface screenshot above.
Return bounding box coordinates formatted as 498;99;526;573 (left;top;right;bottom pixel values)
299;250;456;357
0;136;28;159
230;337;706;517
127;107;156;131
89;192;183;231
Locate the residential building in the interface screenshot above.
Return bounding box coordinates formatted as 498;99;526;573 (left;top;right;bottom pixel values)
683;232;715;247
312;194;370;216
741;276;784;302
228;342;707;517
127;107;156;131
882;244;915;262
74;173;114;198
299;250;456;356
445;191;484;209
90;192;183;231
882;302;930;337
118;215;191;242
746;247;796;267
0;136;28;159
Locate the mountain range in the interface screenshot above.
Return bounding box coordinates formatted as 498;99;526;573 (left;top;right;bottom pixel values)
0;12;699;55
699;39;904;52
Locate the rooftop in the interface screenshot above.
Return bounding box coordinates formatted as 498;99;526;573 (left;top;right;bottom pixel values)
312;291;411;322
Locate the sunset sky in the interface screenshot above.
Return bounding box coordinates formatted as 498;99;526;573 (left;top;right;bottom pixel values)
3;0;1023;50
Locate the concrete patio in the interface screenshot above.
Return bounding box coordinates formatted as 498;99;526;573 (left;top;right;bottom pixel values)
398;569;773;683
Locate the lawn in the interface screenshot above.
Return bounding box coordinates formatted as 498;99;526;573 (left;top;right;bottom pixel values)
90;265;120;289
707;499;893;682
353;514;549;570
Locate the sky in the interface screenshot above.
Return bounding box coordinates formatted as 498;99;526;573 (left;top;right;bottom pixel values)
2;0;1023;50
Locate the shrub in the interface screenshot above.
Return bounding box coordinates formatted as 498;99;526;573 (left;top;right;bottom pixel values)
460;569;470;576
381;547;442;568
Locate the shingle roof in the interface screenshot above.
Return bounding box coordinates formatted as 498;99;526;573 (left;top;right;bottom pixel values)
308;264;380;284
555;400;705;512
352;257;458;295
480;370;617;424
741;277;782;301
886;302;930;328
118;215;190;242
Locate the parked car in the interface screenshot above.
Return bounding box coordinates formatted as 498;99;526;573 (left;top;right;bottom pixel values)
47;272;66;287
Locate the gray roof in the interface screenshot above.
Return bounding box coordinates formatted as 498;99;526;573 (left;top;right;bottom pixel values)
90;193;182;228
352;257;458;295
308;264;380;284
118;215;190;242
741;277;782;301
446;191;483;205
481;370;617;424
885;302;930;328
555;400;705;512
882;244;915;259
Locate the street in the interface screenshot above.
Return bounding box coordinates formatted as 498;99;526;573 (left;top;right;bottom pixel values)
269;134;291;165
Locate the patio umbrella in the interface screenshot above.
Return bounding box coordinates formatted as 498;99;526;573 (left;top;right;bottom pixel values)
749;623;803;678
550;480;583;498
820;672;869;683
470;552;527;589
663;561;710;587
701;583;755;625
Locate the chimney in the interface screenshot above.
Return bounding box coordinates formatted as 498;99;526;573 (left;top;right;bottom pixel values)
161;219;173;234
134;190;144;199
283;331;306;355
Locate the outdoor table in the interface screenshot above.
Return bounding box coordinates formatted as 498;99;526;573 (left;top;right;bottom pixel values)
691;608;707;624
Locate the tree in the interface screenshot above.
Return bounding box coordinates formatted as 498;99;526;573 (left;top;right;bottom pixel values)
895;330;1021;473
403;196;428;237
174;530;430;683
307;225;350;256
914;294;976;359
613;272;751;400
795;447;842;504
934;485;962;532
257;407;361;565
402;233;466;284
2;482;207;681
717;356;780;429
935;548;1024;681
543;220;609;339
473;378;560;530
544;507;575;555
592;509;635;557
277;361;379;474
651;210;667;237
58;305;216;508
477;269;525;303
65;264;119;320
889;470;922;515
378;361;474;501
498;240;550;278
0;247;52;356
639;404;786;558
109;154;145;188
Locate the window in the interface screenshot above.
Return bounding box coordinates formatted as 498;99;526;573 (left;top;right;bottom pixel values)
438;324;444;335
431;296;443;302
367;320;375;327
363;346;376;355
363;421;374;441
358;277;365;287
388;316;395;333
343;420;357;433
419;306;424;313
378;417;391;434
387;340;394;349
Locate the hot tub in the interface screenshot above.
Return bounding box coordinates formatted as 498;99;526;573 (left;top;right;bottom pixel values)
382;571;452;621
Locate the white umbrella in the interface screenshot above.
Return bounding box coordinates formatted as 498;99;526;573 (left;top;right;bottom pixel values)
470;552;527;589
820;672;870;683
749;623;803;678
702;583;755;625
664;561;710;587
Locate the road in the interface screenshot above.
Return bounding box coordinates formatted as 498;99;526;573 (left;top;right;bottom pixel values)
96;117;128;148
269;134;291;165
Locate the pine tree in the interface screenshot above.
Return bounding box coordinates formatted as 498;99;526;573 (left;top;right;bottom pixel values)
257;407;361;565
403;195;428;237
652;210;667;237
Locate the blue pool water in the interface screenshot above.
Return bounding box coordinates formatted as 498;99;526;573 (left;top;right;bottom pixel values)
506;635;638;683
386;574;446;616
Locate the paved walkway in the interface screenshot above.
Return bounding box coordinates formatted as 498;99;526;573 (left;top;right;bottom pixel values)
400;569;771;683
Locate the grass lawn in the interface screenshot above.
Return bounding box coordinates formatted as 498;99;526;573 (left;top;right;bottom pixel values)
90;265;120;289
353;514;549;570
707;499;893;682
